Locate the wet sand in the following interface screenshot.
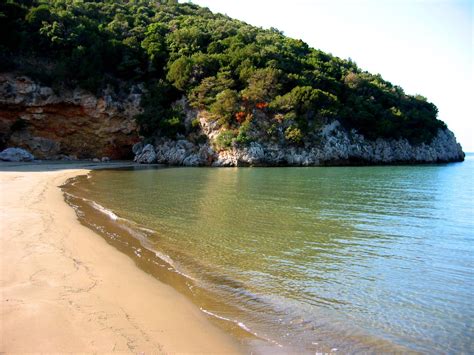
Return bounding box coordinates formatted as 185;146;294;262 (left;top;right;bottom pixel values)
0;162;242;353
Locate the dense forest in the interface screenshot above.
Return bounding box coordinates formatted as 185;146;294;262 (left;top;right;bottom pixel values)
0;0;446;145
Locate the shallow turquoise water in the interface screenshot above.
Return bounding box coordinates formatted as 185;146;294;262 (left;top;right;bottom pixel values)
72;156;474;353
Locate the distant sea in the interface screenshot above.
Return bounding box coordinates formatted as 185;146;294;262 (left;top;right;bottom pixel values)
64;154;474;353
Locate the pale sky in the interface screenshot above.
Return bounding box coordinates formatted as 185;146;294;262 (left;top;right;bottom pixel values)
180;0;473;151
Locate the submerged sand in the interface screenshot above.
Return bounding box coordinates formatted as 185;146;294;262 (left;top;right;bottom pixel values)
0;162;241;353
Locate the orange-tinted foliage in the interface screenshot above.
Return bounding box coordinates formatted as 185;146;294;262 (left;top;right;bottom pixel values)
235;111;246;123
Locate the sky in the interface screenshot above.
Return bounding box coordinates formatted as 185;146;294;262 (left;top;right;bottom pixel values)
180;0;473;151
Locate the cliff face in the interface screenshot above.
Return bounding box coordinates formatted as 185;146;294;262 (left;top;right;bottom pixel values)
134;99;464;166
134;120;464;167
0;74;141;159
0;74;464;165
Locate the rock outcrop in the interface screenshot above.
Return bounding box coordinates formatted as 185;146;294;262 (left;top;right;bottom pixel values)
0;73;464;166
0;147;35;162
0;73;141;159
134;144;157;164
134;121;464;166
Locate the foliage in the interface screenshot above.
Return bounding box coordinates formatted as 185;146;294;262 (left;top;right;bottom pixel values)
235;121;252;145
271;86;338;132
135;80;184;137
215;130;236;150
241;67;281;103
188;71;234;108
1;0;446;142
210;89;239;126
285;125;303;144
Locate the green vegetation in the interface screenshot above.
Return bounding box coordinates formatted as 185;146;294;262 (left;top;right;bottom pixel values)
215;130;236;150
1;0;446;144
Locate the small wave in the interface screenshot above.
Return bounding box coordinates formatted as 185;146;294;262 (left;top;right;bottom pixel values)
90;200;120;221
66;188;198;283
66;186;279;349
64;187;122;221
153;250;175;268
81;198;155;242
201;308;233;322
153;250;197;281
139;226;158;234
63;191;75;199
200;308;283;348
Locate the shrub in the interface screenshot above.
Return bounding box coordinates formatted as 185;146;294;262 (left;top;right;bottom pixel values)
210;89;239;126
241;67;282;103
191;118;201;129
215;130;236;150
235;121;252;145
285;125;303;144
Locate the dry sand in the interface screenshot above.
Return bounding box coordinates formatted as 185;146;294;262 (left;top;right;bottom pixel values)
0;162;242;353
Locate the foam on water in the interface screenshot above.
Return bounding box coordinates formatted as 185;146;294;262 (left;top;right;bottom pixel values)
90;200;120;221
200;308;283;347
65;183;199;284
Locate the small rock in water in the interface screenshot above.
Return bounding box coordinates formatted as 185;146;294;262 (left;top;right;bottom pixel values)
92;158;100;162
0;147;35;162
101;156;110;162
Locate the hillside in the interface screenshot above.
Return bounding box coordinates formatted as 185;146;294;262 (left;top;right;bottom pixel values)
0;0;464;164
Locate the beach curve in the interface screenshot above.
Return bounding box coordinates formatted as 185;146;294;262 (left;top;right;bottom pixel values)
0;161;242;353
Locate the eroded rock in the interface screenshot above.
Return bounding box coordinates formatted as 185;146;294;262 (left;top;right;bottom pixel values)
135;144;156;164
0;73;141;159
0;147;35;162
134;121;464;167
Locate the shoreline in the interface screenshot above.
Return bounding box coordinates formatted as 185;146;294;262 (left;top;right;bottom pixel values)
0;161;242;353
62;168;285;353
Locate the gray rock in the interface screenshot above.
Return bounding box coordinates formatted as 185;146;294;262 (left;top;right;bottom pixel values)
135;144;156;164
101;157;110;162
239;142;265;165
132;142;144;155
132;120;464;167
92;158;100;163
182;154;201;166
0;147;35;162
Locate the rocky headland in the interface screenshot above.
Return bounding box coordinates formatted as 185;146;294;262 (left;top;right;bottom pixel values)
134;123;464;167
1;0;466;167
0;74;464;166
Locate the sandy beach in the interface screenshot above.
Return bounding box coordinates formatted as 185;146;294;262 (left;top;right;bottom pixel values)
0;162;241;353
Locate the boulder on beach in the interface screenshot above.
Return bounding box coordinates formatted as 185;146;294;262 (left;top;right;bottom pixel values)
0;147;35;162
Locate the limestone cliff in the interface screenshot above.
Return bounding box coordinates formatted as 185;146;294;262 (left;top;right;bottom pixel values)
0;73;141;159
0;74;464;165
134;101;464;166
134;121;464;167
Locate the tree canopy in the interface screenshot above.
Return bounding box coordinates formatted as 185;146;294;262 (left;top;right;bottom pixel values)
0;0;446;143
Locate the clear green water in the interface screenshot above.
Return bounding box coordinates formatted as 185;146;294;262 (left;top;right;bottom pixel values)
67;156;474;353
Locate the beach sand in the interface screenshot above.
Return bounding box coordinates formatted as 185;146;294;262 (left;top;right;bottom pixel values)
0;162;242;353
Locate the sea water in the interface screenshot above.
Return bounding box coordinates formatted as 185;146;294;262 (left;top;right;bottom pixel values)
64;155;474;353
